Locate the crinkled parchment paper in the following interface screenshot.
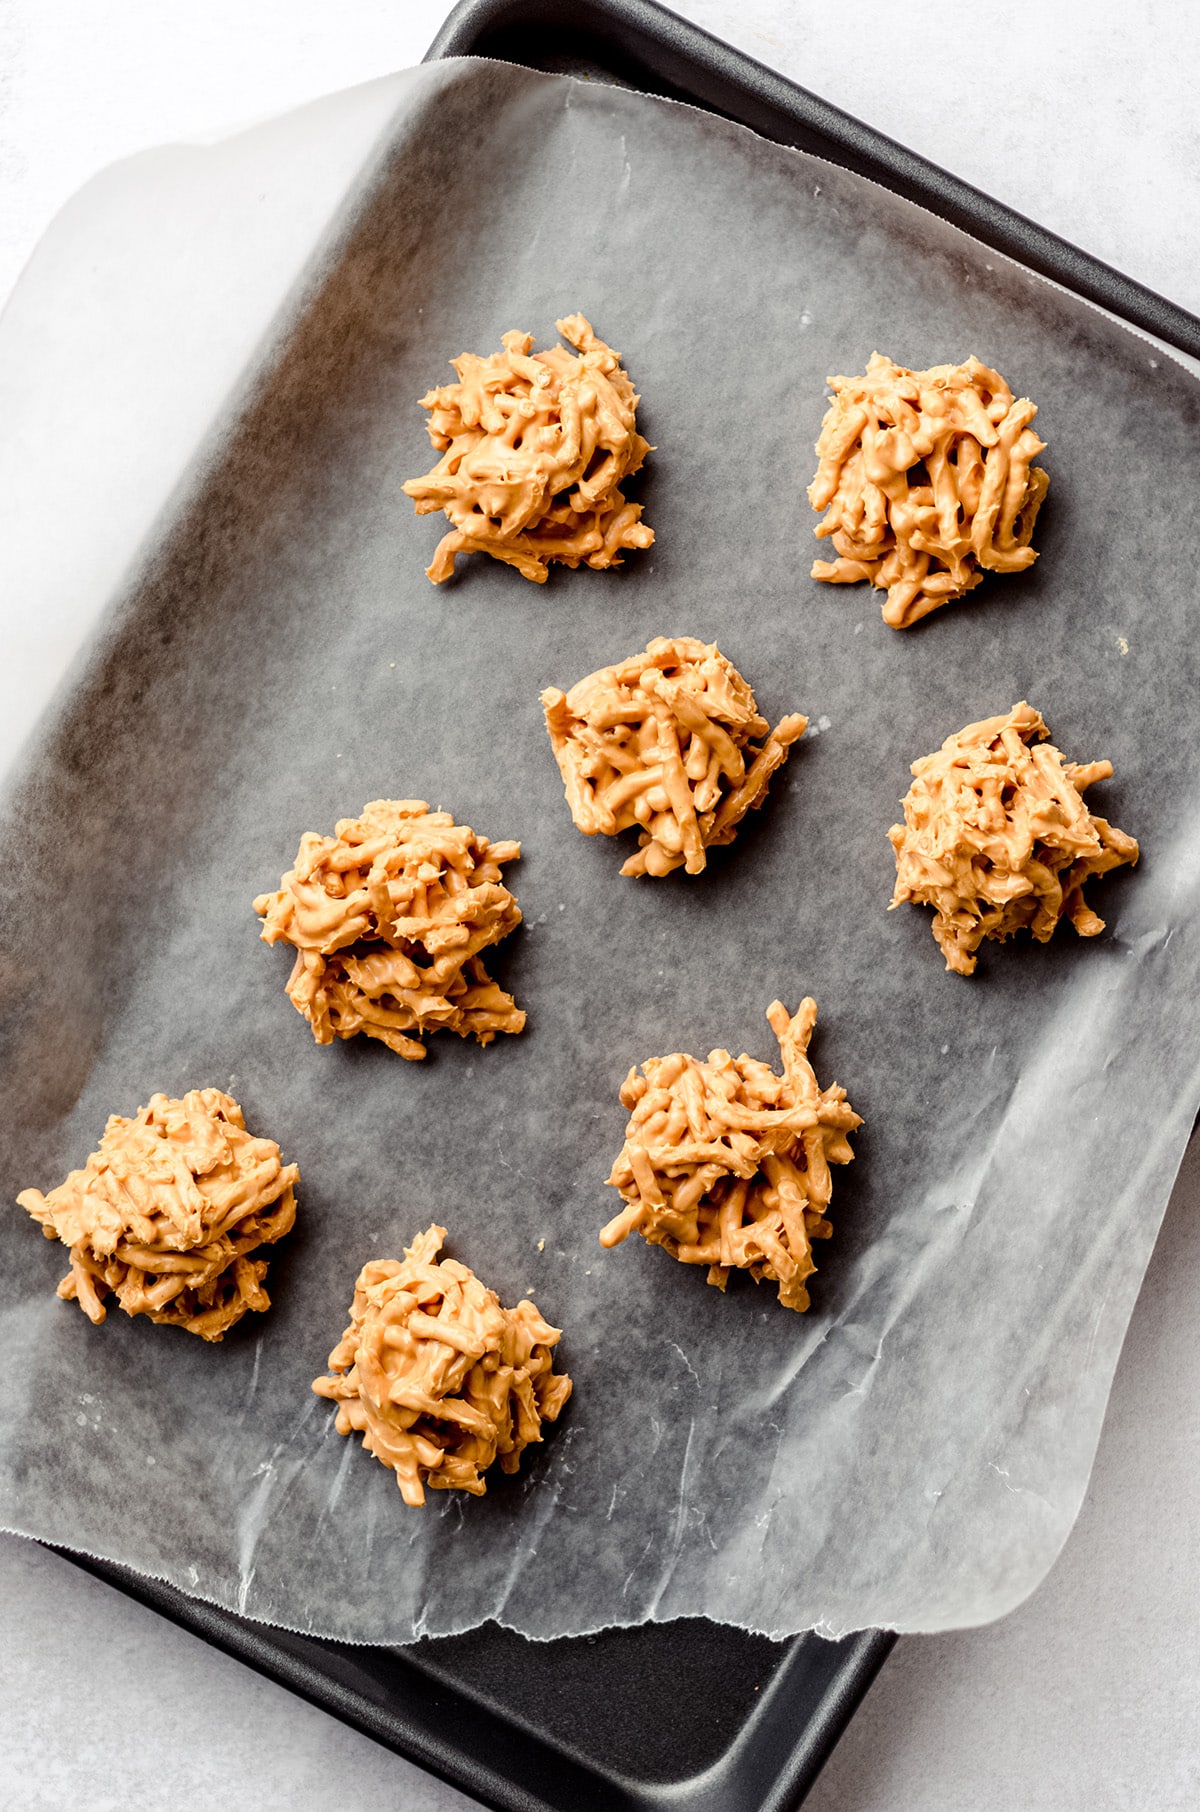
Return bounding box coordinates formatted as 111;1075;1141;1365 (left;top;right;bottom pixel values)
2;58;1199;1644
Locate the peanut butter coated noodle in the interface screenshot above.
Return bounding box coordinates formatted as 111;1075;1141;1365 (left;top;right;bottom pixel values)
602;1001;861;1311
313;1225;572;1507
542;637;807;877
808;353;1049;628
17;1090;298;1341
254;800;525;1060
402;314;653;584
889;702;1139;976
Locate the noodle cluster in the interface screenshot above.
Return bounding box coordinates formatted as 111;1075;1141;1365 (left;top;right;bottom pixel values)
18;1089;298;1341
602;1001;860;1311
254;800;525;1060
889;702;1139;974
542;637;806;876
808;353;1049;628
313;1225;572;1505
403;315;653;584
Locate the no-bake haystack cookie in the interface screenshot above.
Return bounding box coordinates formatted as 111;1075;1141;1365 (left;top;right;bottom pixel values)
542;637;806;877
17;1088;298;1340
602;1000;861;1311
808;352;1049;628
313;1225;572;1506
254;800;525;1060
889;702;1139;974
403;314;653;583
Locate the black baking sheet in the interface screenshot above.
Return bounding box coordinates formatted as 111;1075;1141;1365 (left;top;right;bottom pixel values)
63;1548;891;1812
7;41;1200;1643
2;0;1200;1804
428;0;1200;361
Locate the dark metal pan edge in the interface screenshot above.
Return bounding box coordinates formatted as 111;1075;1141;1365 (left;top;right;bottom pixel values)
52;1546;895;1812
426;0;1200;363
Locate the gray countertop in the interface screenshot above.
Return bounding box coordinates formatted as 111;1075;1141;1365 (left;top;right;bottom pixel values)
3;3;1199;1807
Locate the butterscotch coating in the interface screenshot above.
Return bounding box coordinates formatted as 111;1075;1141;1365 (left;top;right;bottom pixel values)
602;1001;861;1311
542;637;807;877
402;314;653;584
17;1089;298;1341
888;702;1139;975
254;800;525;1060
313;1225;572;1507
808;353;1049;628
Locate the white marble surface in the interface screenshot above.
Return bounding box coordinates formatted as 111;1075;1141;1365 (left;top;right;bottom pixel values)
3;2;1200;1807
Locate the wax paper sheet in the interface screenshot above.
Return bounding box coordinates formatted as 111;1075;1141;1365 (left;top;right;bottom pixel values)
2;57;1200;1646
